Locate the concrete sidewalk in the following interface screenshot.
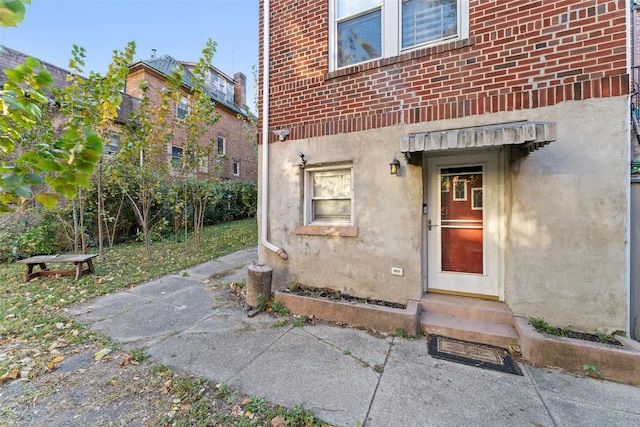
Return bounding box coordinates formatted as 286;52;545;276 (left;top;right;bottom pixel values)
71;247;640;427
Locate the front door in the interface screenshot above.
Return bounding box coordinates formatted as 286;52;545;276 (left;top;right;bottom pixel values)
426;152;503;299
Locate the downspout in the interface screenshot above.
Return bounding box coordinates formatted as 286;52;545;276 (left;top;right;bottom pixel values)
261;0;288;260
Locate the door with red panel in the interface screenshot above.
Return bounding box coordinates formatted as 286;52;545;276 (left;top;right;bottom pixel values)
426;153;502;299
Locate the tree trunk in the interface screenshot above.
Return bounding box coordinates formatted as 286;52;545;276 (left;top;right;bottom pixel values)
72;199;79;254
97;158;105;261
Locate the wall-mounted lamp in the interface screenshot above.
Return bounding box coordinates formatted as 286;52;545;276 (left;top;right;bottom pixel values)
298;152;307;166
273;129;290;141
390;158;400;176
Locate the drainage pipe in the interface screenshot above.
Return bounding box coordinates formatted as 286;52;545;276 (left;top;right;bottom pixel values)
260;0;288;260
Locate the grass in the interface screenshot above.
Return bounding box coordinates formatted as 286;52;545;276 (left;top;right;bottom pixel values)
0;218;331;425
1;218;258;378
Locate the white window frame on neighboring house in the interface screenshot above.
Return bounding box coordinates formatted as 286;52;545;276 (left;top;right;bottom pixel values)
304;164;354;226
105;134;120;156
176;96;189;120
170;145;183;168
217;136;226;155
233;161;240;177
329;0;469;71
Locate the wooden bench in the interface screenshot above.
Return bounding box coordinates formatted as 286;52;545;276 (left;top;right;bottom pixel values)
17;254;98;282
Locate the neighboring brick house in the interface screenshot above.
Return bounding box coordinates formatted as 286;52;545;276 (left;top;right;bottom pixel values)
126;54;257;182
258;1;635;339
0;45;137;140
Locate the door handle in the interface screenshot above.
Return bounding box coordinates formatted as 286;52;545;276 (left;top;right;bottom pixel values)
428;219;439;231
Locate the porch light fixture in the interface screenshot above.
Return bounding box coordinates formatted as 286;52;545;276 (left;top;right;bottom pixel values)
390;158;400;176
298;152;307;166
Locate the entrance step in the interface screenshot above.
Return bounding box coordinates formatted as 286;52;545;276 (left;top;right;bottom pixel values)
419;294;519;349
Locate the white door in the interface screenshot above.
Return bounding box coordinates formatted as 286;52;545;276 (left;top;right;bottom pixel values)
426;152;503;299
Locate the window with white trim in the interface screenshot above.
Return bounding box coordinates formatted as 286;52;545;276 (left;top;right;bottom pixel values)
233;161;240;177
217;136;226;155
304;165;354;225
170;146;183;167
330;0;468;70
105;134;120;155
176;96;189;119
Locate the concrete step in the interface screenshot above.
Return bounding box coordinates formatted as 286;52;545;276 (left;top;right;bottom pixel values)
420;311;519;349
420;293;513;324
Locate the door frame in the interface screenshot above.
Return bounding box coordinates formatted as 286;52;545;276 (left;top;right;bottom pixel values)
422;149;505;301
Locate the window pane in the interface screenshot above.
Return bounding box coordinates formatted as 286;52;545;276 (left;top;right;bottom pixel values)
313;200;351;222
402;0;458;49
338;10;381;67
337;0;382;19
313;172;350;198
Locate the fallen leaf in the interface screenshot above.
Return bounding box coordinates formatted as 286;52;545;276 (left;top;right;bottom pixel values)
271;415;287;427
51;356;65;364
0;369;20;381
241;398;252;405
94;348;112;361
121;354;133;366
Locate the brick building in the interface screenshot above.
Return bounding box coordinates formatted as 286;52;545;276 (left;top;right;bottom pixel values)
125;54;257;182
258;1;635;339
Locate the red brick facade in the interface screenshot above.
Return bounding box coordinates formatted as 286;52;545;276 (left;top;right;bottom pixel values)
127;65;257;182
259;0;629;142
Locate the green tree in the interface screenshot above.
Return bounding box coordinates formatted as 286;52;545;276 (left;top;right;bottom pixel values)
111;68;184;261
0;0;125;220
175;39;222;248
53;43;136;256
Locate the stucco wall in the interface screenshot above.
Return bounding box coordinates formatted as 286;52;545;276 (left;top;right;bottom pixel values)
260;96;629;332
259;127;423;304
506;97;629;333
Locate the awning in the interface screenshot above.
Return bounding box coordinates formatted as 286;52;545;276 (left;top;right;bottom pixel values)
400;121;556;155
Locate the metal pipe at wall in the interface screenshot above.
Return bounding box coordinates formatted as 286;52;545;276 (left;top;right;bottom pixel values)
261;0;288;260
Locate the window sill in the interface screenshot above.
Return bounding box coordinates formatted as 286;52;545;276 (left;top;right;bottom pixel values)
295;225;358;237
326;37;474;80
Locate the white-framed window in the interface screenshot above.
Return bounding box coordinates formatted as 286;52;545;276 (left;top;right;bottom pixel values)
105;134;120;155
170;145;183;167
329;0;468;70
304;165;354;225
233;161;240;177
217;136;226;155
176;96;189;119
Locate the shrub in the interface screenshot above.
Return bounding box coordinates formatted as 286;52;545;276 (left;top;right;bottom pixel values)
0;208;73;261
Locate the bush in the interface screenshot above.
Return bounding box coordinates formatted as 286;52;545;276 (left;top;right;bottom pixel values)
205;181;257;225
0;208;73;261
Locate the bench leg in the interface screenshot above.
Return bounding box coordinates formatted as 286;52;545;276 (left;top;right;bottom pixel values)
25;263;48;282
86;258;96;274
75;259;96;280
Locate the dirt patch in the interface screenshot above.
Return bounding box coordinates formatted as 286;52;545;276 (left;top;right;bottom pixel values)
528;317;622;346
0;345;173;426
284;284;406;310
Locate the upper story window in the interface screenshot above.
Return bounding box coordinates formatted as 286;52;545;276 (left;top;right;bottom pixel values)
217;136;226;155
330;0;468;70
176;96;189;120
209;72;235;105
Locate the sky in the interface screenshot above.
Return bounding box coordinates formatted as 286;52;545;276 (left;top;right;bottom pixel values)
0;0;259;111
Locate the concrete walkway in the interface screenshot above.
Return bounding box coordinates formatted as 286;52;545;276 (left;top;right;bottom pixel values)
71;247;640;427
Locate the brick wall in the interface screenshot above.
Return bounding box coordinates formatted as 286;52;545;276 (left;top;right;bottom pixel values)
259;0;629;142
126;66;257;182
